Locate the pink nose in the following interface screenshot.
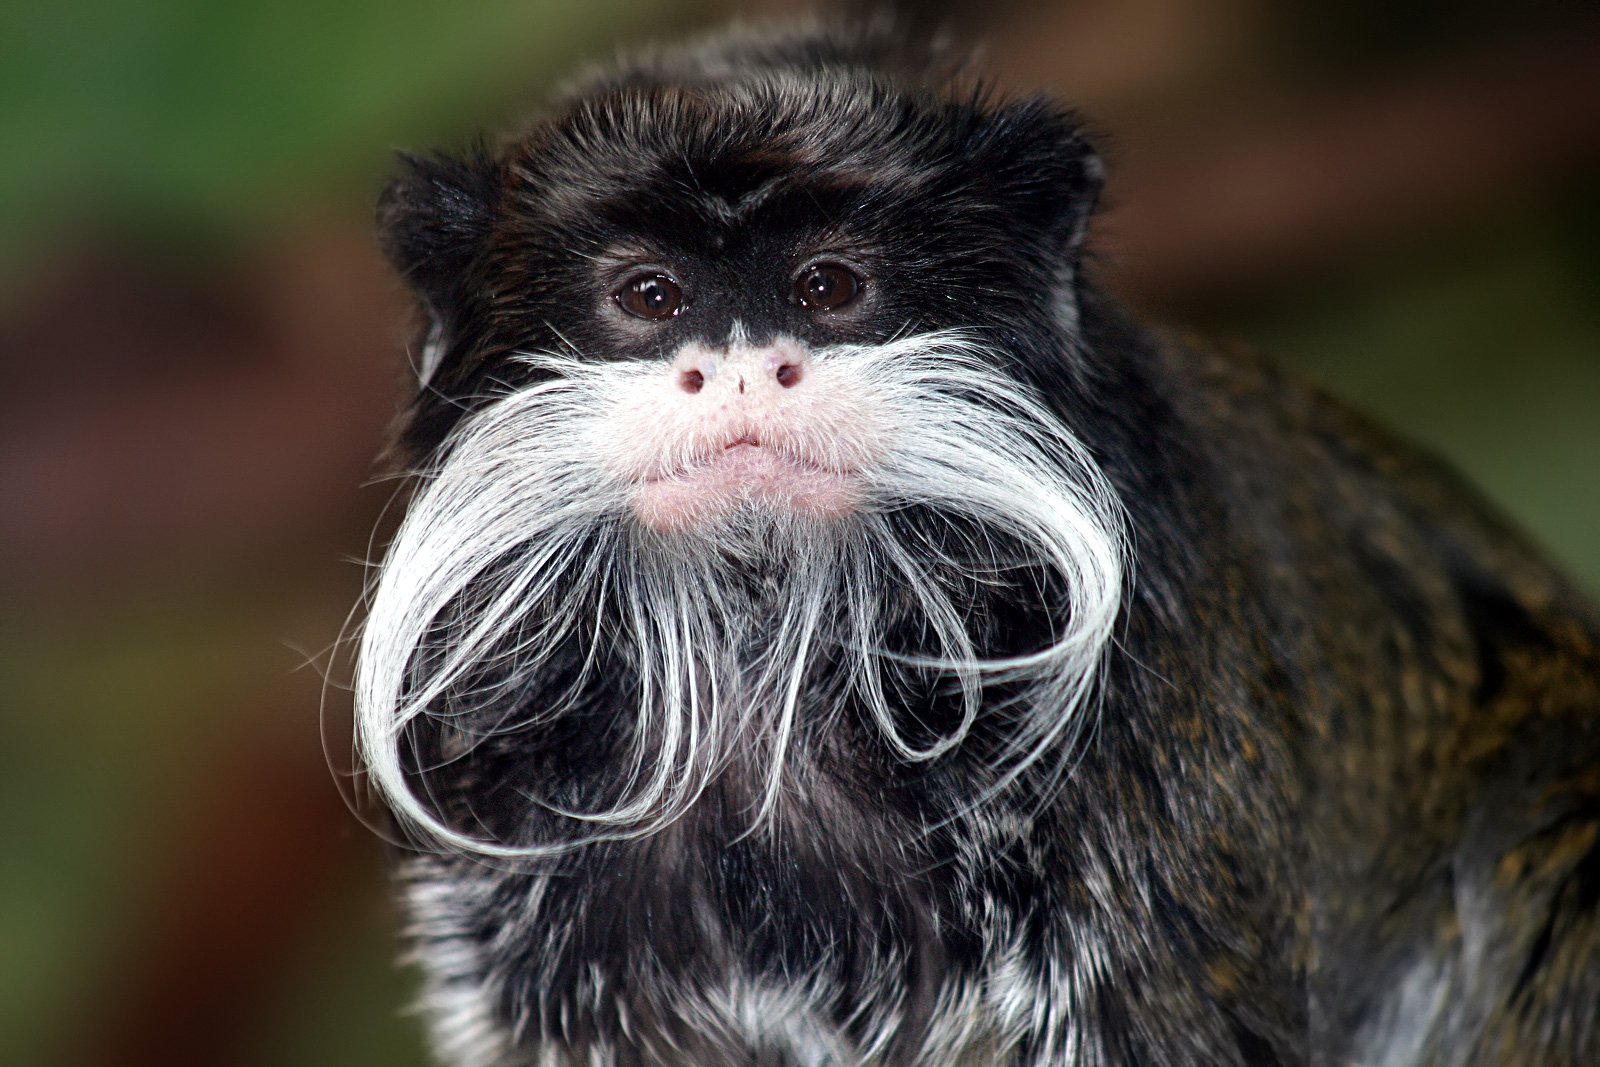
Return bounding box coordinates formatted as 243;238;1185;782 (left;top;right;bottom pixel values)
606;339;885;531
675;351;806;395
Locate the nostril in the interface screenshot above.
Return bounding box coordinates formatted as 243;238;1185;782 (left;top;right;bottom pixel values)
679;369;705;394
776;363;802;388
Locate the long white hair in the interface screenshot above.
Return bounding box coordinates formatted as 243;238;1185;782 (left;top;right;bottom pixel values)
355;331;1126;857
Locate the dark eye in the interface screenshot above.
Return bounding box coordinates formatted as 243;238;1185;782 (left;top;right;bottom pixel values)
616;274;684;319
794;263;861;311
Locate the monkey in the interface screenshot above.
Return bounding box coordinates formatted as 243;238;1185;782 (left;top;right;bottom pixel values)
353;23;1600;1067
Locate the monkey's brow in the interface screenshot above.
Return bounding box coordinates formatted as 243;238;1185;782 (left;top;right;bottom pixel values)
694;188;775;225
672;148;790;221
590;243;672;272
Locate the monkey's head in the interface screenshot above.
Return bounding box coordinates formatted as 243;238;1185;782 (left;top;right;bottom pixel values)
356;30;1126;858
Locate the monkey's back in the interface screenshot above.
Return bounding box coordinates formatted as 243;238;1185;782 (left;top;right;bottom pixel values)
1137;333;1600;1062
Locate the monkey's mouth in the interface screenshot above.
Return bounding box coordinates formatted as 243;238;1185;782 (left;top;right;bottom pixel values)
632;435;862;531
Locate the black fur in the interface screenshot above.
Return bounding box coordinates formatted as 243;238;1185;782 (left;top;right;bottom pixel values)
369;25;1600;1066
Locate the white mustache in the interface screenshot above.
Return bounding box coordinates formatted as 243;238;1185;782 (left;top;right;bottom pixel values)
355;331;1128;857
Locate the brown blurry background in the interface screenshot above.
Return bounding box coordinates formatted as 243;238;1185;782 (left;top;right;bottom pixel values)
1;1;1596;1064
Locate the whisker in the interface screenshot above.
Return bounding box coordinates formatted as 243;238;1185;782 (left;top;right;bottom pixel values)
355;330;1126;858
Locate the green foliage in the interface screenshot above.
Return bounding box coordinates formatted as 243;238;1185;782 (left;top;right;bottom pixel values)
0;0;672;256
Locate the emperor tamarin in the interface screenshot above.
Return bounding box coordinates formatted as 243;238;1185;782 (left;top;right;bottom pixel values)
354;25;1600;1067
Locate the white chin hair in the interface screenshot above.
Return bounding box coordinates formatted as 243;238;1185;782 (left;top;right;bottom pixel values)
354;331;1128;857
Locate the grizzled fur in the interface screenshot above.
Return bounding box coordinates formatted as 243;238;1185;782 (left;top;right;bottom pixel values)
361;25;1600;1067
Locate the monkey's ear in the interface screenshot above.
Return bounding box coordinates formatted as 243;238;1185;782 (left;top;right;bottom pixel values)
970;98;1105;256
376;147;503;321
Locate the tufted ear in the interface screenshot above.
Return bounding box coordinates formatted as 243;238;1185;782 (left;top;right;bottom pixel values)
376;146;503;329
967;97;1105;259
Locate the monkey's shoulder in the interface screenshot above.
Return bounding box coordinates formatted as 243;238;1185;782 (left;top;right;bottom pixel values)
1107;330;1599;1057
1149;328;1598;652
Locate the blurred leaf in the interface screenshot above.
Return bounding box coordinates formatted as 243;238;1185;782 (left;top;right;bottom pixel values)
0;0;677;256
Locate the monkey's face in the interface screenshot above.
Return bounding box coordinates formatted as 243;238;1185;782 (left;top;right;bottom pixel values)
385;72;1107;457
493;159;939;533
358;69;1127;854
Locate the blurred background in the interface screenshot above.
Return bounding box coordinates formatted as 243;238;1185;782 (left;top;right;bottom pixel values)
1;0;1596;1063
